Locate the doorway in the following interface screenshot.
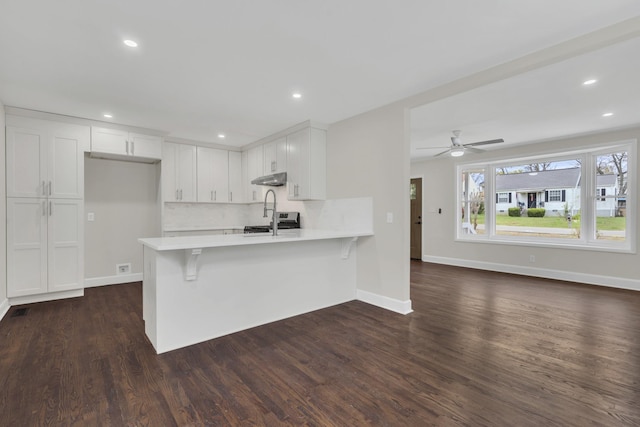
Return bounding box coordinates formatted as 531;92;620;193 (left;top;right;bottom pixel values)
410;178;422;259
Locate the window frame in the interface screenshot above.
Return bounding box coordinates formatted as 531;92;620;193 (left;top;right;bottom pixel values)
456;140;636;253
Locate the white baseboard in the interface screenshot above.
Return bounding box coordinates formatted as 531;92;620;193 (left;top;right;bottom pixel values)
422;255;640;292
0;298;10;322
84;273;143;288
357;289;413;314
9;289;84;306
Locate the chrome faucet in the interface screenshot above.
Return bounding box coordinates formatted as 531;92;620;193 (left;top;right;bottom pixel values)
263;189;278;236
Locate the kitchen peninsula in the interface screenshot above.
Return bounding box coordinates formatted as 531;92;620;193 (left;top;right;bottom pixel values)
138;198;373;354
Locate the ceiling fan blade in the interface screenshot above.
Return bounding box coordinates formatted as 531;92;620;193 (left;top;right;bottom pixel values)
434;149;451;157
415;146;451;150
465;146;484;153
464;138;504;147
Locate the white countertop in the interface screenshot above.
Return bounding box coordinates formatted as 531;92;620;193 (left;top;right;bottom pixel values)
139;229;373;251
162;225;245;232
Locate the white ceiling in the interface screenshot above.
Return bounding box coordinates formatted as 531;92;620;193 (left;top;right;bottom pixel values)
410;35;640;160
1;1;640;147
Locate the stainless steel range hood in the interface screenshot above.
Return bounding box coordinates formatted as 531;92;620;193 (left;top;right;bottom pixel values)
251;172;287;186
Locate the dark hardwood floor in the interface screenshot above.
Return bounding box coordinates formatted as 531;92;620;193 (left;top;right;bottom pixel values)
1;261;639;426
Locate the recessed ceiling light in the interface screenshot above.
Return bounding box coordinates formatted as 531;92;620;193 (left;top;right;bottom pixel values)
123;39;138;48
217;133;225;139
292;92;302;99
602;112;614;117
103;113;113;118
582;79;597;85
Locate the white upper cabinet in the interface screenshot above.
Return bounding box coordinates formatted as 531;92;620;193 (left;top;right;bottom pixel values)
245;145;265;202
6;116;87;199
228;151;244;203
91;127;162;161
287;127;326;200
263;137;287;174
197;146;229;203
163;142;197;202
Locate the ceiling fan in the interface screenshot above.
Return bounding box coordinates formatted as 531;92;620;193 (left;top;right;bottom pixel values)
418;130;504;157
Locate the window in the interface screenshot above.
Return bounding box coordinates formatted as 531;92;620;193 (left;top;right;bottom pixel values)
497;192;510;203
460;168;485;235
457;141;636;252
547;190;563;202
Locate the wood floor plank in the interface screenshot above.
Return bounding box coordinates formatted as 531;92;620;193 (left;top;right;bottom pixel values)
1;262;639;425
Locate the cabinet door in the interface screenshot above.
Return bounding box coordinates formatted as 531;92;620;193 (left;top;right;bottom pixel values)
228;151;244;203
263;137;287;174
197;146;215;202
48;199;84;292
286;128;307;199
49;123;87;199
286;127;326;200
129;133;162;159
7;198;48;297
246;145;264;202
162;142;179;201
91;127;128;156
211;148;230;203
177;144;197;202
6;125;47;198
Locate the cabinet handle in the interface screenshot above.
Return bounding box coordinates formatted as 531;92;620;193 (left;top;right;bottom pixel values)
230;192;233;202
211;190;213;201
176;189;179;200
214;190;216;201
42;181;46;196
131;141;135;155
49;180;52;196
271;161;276;172
49;201;52;216
252;190;256;201
126;140;129;155
180;189;183;200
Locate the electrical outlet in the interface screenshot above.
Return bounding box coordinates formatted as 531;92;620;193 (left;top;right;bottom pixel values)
386;212;393;223
529;255;536;263
87;212;95;222
116;263;131;275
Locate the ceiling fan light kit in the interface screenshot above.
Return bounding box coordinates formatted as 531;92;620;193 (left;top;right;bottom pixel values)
450;147;465;157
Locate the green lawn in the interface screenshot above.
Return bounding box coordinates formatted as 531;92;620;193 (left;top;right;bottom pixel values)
470;214;626;230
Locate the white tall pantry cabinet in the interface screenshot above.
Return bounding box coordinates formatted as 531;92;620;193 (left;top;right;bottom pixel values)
5;116;87;298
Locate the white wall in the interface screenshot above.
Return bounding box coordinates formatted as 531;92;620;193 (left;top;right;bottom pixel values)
327;103;411;306
84;157;160;283
411;127;640;290
0;101;7;316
